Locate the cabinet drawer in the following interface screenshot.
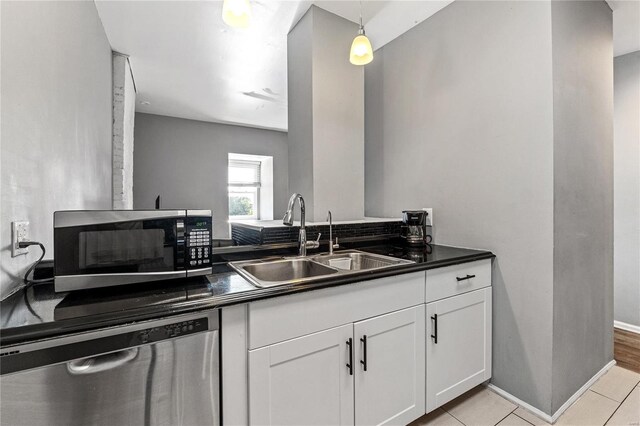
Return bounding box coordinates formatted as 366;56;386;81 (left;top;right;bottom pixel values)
426;259;491;303
249;272;425;349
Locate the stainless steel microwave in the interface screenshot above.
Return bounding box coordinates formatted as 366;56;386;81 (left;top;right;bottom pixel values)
54;210;212;292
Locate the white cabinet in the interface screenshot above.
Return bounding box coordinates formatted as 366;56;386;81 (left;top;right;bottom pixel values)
248;272;425;350
248;305;425;426
426;287;492;412
426;259;492;303
234;259;493;425
354;305;425;426
249;324;354;425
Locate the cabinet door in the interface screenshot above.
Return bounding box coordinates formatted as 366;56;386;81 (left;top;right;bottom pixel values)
249;324;354;426
426;287;492;412
354;305;425;426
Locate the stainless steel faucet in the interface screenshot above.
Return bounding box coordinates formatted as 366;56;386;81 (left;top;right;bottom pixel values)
283;193;320;256
326;210;340;255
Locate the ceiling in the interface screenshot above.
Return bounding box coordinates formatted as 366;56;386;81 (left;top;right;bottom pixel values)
94;0;452;131
95;1;299;131
95;1;638;132
606;0;640;57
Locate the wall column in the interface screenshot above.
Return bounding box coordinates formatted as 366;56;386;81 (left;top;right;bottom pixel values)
112;52;136;209
288;6;365;221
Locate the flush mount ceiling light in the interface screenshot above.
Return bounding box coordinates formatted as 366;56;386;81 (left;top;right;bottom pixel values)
349;1;373;66
222;0;251;28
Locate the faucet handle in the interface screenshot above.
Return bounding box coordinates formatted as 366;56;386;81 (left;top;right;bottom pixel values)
316;233;322;242
305;233;322;250
333;237;340;249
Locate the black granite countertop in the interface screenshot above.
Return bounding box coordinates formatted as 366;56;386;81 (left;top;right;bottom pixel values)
0;243;493;347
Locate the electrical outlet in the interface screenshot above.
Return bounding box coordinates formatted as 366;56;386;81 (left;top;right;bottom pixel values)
422;208;433;226
11;221;30;257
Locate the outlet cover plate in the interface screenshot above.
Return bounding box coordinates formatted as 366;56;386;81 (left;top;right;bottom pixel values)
422;208;433;226
12;221;29;257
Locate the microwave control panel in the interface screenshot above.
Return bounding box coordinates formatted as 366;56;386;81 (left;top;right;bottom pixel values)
185;216;212;268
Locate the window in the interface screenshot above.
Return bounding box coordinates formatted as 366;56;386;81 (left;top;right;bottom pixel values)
228;153;274;221
228;158;261;219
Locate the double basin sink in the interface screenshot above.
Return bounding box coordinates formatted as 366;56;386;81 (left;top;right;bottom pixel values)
230;250;414;288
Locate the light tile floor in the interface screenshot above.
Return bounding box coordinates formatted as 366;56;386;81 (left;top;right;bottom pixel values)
410;366;640;426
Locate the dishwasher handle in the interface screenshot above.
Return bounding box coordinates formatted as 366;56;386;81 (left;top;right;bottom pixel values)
67;348;139;375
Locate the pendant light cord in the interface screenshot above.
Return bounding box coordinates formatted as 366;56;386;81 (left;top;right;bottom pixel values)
359;0;365;34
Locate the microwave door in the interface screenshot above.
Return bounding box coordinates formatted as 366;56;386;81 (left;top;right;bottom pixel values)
54;214;186;291
78;229;166;270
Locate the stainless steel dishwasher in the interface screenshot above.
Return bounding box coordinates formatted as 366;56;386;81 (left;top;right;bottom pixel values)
0;310;220;426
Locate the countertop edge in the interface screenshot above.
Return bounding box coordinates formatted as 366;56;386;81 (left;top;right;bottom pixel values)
0;249;495;348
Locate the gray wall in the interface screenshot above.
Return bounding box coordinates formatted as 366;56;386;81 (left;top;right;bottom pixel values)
133;113;289;238
0;0;113;299
365;0;556;412
287;9;315;220
550;1;614;412
614;51;640;328
551;2;613;412
288;6;364;222
310;7;364;222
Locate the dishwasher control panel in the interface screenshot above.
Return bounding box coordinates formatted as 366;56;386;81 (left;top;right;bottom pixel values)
134;317;209;345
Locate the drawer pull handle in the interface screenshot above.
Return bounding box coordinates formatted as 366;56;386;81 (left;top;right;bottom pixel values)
360;335;368;371
346;338;353;376
456;274;476;282
431;314;438;344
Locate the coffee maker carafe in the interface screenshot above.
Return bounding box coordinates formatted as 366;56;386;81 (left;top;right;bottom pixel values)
401;210;428;246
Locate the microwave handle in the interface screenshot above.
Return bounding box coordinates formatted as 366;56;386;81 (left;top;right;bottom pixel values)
54;271;189;292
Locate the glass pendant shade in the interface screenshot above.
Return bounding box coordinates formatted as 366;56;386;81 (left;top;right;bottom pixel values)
222;0;251;28
350;30;373;65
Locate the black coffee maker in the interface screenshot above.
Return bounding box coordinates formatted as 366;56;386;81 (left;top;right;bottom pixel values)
401;210;429;246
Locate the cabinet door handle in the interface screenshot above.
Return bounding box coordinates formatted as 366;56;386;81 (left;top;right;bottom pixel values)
456;274;476;282
360;335;368;371
431;314;438;344
346;338;353;376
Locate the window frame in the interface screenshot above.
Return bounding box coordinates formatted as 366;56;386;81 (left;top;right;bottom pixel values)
228;158;262;220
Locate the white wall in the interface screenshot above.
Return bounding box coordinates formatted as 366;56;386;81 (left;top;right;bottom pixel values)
133;113;289;239
112;53;136;209
614;51;640;329
0;0;113;299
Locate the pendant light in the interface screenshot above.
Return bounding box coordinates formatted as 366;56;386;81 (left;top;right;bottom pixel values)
222;0;251;28
349;1;373;65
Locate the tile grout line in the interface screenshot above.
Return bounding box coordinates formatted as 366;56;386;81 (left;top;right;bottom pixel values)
588;388;627;404
511;411;536;426
443;408;467;426
443;389;520;426
589;372;640;404
601;384;637;426
491;405;518;426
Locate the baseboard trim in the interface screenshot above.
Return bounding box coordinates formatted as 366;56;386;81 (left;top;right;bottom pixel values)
487;359;616;424
486;384;554;424
549;360;616;423
614;320;640;334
